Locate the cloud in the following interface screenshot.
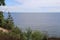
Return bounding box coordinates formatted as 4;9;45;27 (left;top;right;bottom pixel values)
0;6;60;12
0;0;60;12
14;0;60;7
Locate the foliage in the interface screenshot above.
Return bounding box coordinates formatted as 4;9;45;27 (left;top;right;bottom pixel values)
4;12;14;30
0;0;5;6
25;27;32;40
0;31;20;40
31;30;44;40
0;11;5;27
11;27;21;34
42;35;47;40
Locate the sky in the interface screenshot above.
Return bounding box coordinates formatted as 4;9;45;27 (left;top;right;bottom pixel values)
0;0;60;12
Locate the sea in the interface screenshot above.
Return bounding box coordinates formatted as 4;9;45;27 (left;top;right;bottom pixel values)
4;12;60;37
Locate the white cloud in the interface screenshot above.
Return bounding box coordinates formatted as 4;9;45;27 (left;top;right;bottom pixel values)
14;0;60;7
0;6;60;12
0;0;60;12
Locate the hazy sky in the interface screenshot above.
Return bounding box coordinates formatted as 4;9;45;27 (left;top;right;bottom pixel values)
0;0;60;12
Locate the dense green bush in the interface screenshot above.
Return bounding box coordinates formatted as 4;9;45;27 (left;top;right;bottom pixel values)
31;30;43;40
0;31;20;40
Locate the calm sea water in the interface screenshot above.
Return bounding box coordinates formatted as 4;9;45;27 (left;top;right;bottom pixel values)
4;13;60;37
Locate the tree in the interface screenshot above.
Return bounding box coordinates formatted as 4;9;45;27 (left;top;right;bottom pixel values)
0;11;5;27
24;27;32;40
0;0;5;27
0;0;5;6
5;12;14;30
10;26;25;40
19;28;25;40
31;30;43;40
42;35;47;40
11;26;21;34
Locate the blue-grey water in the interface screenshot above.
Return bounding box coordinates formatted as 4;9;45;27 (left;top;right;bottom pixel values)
4;13;60;37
